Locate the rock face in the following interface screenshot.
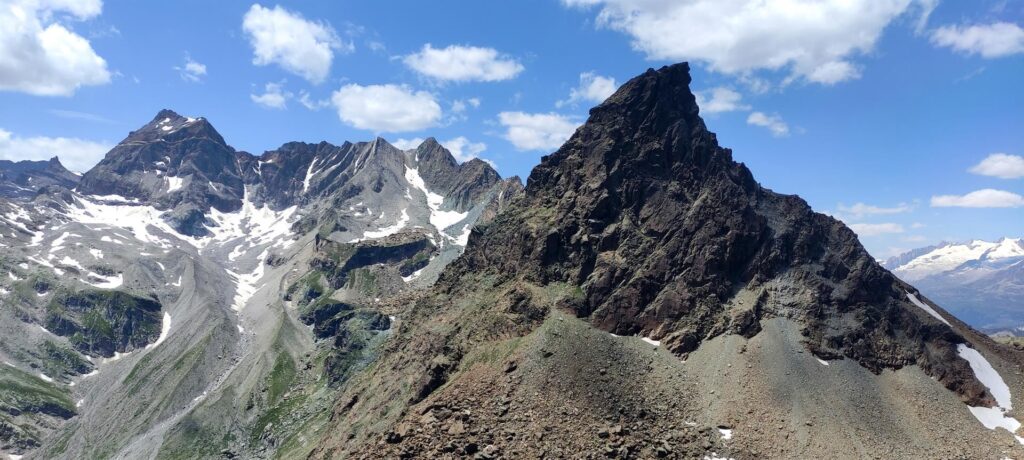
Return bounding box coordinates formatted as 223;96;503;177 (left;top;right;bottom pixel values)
0;157;79;199
77;110;245;235
451;62;984;402
313;63;1024;459
884;238;1024;332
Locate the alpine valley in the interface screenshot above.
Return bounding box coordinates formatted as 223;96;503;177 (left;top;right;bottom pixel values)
0;64;1021;459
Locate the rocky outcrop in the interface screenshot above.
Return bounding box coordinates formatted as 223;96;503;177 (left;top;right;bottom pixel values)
442;62;988;405
0;157;79;200
44;289;164;358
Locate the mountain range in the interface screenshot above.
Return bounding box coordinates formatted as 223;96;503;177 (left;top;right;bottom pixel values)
0;63;1021;459
884;238;1024;334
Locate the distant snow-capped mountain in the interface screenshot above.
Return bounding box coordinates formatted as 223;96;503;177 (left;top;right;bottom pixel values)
883;238;1024;331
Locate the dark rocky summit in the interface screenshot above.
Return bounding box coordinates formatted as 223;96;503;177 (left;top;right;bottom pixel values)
447;62;988;405
310;63;1021;458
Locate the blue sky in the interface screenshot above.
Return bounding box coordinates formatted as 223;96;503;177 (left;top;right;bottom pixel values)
0;0;1022;259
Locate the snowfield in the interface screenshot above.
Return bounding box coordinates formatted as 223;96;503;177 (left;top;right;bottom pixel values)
957;344;1023;444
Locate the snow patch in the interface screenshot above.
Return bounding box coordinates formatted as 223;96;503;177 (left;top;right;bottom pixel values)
402;267;426;283
718;428;733;440
906;292;950;326
351;209;409;242
816;358;830;366
957;344;1022;442
145;312;172;350
229;249;268;311
84;272;123;289
38;373;53;383
958;344;1012;409
641;337;661;347
302;157;319;193
404;166;469;242
166;176;184;193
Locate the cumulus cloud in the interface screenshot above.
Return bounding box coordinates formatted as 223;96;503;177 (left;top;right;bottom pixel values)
498;112;580;151
175;56;207;82
848;223;905;237
836;202;914;218
694;87;749;114
746;112;790;137
403;44;523;82
251;82;291;109
0;127;110;172
968;153;1024;179
0;0;111;96
931;189;1024;208
931;22;1024;58
557;72;617;107
331;84;441;132
563;0;933;85
242;4;350;84
390;138;424;150
442;136;487;163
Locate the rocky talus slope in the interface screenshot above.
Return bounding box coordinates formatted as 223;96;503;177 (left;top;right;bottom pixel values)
311;63;1024;459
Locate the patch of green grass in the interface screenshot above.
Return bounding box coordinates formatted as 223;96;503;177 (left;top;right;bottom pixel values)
0;364;76;417
267;353;297;405
39;340;93;378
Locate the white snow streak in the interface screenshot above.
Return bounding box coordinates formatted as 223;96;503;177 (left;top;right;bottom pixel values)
641;337;661;347
957;344;1022;444
166;176;184;193
145;312;172;350
404;166;468;241
906;292;951;326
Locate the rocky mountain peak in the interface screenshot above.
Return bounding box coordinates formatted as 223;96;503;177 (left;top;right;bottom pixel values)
443;62;997;408
124;109;225;146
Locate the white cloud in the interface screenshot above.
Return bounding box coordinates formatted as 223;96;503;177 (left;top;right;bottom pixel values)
390;138;424;150
563;0;933;85
498;112;580;151
969;153;1024;179
392;136;489;165
931;189;1024;208
837;202;913;218
557;72;617;107
251;82;290;109
48;109;114;124
451;97;481;113
331;84;441;132
849;223;905;237
0;0;111;96
694;87;749;114
442;137;487;163
242;4;349;84
175;57;207;82
746;111;790;137
403;44;523;82
0;127;110;172
298;91;329;110
931;22;1024;58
